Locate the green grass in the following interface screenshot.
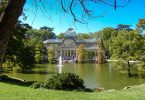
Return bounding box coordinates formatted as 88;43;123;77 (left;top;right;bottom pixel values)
0;82;145;100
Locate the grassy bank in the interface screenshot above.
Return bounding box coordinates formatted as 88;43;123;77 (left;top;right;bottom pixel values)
0;82;145;100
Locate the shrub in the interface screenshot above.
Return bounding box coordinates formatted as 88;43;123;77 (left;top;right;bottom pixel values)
30;82;44;89
2;60;14;72
2;60;30;72
43;73;85;90
137;62;145;72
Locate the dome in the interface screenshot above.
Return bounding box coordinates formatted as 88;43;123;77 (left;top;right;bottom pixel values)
64;28;77;38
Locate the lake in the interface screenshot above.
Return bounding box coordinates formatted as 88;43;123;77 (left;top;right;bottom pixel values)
5;63;145;89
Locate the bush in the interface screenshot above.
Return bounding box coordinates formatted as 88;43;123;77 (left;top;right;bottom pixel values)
2;60;23;72
43;73;85;90
30;82;44;89
137;62;145;72
2;60;14;72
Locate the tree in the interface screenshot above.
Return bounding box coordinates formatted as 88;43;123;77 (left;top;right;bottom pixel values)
3;21;34;72
48;45;55;64
34;42;46;63
101;27;115;58
110;30;145;74
58;33;65;39
40;26;53;31
0;0;26;71
77;33;91;39
137;18;145;34
40;26;56;39
0;0;131;71
86;51;95;62
116;24;133;31
77;45;87;63
92;31;102;40
26;29;56;41
0;0;8;15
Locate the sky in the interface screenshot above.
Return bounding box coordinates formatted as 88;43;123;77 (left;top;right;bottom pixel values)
19;0;145;35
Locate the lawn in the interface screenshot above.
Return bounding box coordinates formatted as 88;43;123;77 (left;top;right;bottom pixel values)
0;82;145;100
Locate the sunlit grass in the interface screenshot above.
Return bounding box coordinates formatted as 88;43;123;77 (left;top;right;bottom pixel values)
0;82;145;100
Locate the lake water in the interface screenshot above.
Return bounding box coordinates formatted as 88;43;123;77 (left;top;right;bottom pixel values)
5;63;145;89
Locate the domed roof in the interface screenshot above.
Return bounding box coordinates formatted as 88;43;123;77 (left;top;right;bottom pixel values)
64;28;77;38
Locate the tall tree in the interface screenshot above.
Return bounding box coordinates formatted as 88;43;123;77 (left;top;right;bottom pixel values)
0;0;26;71
77;45;87;63
116;24;132;31
48;45;55;64
34;42;46;63
101;27;115;58
0;0;131;71
26;29;56;41
3;21;34;72
58;33;65;39
77;33;91;39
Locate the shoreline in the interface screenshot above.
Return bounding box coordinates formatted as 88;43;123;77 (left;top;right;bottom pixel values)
1;75;145;92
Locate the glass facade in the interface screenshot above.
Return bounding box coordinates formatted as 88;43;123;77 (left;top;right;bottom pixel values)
43;28;98;60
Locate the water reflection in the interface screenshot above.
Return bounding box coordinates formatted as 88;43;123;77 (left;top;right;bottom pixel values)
5;63;145;89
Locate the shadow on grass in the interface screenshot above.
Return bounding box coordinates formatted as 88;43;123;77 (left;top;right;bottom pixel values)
0;75;94;92
0;75;35;87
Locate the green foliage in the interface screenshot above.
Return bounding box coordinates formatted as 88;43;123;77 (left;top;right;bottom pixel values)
77;45;87;63
99;27;116;58
58;33;65;39
101;27;114;40
108;29;145;71
43;73;84;90
2;60;22;72
26;28;56;41
137;62;145;72
111;30;144;61
91;23;145;71
86;51;95;62
30;82;43;89
3;47;34;72
91;31;101;40
48;45;56;64
111;61;126;71
77;33;91;39
2;60;14;72
34;42;46;63
3;22;34;72
25;27;55;64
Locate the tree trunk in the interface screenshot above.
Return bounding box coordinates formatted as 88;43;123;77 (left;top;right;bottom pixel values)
0;0;26;72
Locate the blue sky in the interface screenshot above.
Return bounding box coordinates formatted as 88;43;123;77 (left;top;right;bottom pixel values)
19;0;145;35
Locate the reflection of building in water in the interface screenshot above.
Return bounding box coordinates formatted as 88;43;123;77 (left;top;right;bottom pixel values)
43;28;99;60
